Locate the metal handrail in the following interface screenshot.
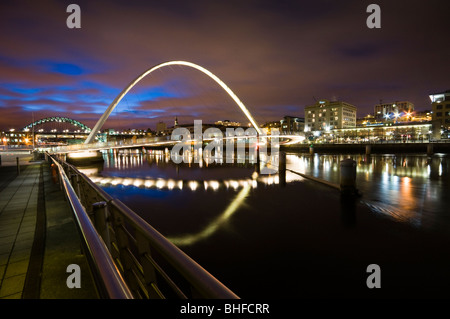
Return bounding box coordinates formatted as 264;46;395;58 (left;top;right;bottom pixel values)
50;154;239;299
49;156;134;299
109;197;239;299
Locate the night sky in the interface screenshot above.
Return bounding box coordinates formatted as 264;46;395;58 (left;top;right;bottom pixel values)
1;0;449;131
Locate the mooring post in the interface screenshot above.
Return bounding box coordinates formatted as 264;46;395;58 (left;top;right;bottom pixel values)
309;144;314;155
340;158;357;196
365;144;371;155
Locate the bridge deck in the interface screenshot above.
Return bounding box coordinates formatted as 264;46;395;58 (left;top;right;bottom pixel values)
0;160;97;299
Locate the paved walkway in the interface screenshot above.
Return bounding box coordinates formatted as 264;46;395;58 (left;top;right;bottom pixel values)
0;161;97;299
0;164;40;298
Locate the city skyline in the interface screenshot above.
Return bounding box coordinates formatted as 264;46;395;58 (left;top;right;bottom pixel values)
1;0;449;131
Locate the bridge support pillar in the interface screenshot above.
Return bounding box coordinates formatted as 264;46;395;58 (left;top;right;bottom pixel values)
427;144;434;156
365;145;371;155
340;158;358;196
309;144;314;155
254;148;260;174
279;151;286;187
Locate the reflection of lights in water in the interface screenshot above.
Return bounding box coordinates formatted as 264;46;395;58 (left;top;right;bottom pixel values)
189;181;199;191
133;179;143;187
123;178;133;186
363;200;421;227
156;179;166;189
144;180;154;188
167;184;251;246
204;180;220;191
77;167;100;176
93;174;291;191
111;178;122;186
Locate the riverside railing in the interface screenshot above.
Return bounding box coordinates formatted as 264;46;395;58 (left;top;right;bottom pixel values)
49;155;134;299
48;154;239;299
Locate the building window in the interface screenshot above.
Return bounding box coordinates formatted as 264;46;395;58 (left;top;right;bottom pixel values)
436;105;443;110
437;112;443;117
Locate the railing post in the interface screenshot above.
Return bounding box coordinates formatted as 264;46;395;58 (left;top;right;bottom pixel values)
92;201;112;251
135;231;163;299
110;209;138;296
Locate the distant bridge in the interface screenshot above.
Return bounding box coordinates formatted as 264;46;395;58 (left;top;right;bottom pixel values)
22;116;91;132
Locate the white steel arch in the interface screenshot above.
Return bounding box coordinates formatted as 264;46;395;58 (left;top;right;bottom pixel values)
85;61;262;144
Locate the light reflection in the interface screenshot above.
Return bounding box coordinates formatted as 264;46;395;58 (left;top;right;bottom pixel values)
94;148;449;230
283;153;449;228
89;174;301;191
167;184;251;246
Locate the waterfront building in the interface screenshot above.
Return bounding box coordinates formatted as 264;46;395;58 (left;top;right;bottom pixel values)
304;99;357;132
1;130;33;148
261;121;281;135
374;101;414;122
280;116;304;134
410;110;432;123
333;122;432;142
430;90;450;131
156;121;168;135
357;114;379;127
214;120;242;127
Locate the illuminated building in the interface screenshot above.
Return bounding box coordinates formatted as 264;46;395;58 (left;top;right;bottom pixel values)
0;130;33;148
214;120;242;127
374;101;414;122
280;116;304;134
261;121;281;135
156;121;168;135
430;90;450;131
304;99;357;132
333;122;432;142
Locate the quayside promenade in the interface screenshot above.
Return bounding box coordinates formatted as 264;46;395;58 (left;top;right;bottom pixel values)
0;156;97;299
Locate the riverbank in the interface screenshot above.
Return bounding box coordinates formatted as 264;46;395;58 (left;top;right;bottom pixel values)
281;142;450;154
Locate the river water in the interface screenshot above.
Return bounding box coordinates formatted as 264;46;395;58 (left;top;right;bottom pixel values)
77;149;450;299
